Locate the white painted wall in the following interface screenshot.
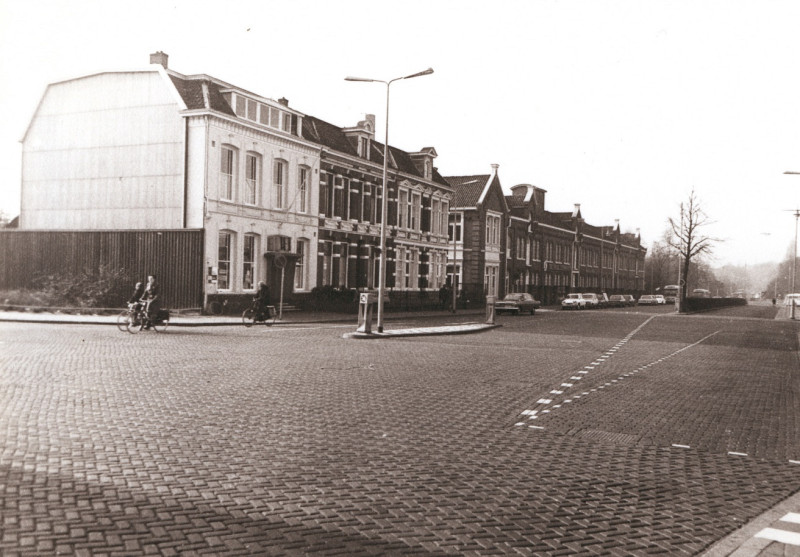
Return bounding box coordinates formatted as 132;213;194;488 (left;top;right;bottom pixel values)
21;71;185;229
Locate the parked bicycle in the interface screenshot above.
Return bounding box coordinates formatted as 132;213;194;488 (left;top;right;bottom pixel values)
125;304;170;334
242;301;276;327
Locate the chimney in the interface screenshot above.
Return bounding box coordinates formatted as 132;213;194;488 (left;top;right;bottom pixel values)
573;203;581;217
491;163;499;172
149;51;169;69
278;97;289;106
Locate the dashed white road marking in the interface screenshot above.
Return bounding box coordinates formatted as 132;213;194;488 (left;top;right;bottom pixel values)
781;513;800;525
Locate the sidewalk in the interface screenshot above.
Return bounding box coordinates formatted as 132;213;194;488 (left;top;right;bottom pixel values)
0;306;498;336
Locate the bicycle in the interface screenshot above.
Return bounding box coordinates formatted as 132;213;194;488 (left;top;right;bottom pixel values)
116;302;142;332
126;304;170;334
242;301;276;327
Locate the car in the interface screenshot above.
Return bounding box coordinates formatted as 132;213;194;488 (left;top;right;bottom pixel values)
638;294;658;305
623;294;637;306
655;295;666;305
784;294;800;306
597;292;610;308
495;292;541;315
561;293;587;310
608;294;627;308
582;293;600;309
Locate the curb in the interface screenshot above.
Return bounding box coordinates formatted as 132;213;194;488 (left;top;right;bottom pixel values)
343;323;502;339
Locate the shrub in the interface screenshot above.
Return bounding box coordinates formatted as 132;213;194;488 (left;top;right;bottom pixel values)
30;265;133;308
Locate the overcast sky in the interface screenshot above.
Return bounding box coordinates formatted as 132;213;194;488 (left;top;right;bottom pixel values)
1;0;799;267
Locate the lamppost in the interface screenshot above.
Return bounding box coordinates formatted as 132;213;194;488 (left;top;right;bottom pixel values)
346;68;433;332
782;172;800;319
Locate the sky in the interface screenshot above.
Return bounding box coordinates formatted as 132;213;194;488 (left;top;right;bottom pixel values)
1;0;799;267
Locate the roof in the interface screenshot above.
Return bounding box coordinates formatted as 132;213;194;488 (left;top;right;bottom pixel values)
444;175;490;207
166;70;448;187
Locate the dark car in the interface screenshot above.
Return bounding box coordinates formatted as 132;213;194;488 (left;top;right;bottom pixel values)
496;292;541;315
608;294;627;308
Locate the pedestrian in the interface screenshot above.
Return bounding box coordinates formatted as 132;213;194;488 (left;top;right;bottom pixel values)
439;284;450;310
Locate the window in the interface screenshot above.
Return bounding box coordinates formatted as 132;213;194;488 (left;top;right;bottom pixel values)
218;231;232;290
448;213;462;242
441;201;449;236
485;213;501;246
273;160;286;208
295;240;307;290
298;167;309;213
243;234;256;290
411;193;421;231
398;190;408;228
432;199;440;236
245;153;259;205
283;113;292;132
484;264;498;296
220;146;235;201
270;107;280;128
247;99;257;121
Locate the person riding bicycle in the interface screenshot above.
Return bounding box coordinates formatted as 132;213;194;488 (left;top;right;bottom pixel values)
254;281;271;318
128;282;145;308
141;275;160;327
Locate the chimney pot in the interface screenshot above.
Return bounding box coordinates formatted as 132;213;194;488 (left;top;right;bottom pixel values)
278;97;289;106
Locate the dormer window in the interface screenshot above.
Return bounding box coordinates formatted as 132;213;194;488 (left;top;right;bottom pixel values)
229;93;301;137
359;136;370;159
424;159;432;180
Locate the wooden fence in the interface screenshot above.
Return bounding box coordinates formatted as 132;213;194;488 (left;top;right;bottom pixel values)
0;229;205;309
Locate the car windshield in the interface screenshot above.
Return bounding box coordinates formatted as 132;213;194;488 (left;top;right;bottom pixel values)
567;294;581;299
504;294;524;300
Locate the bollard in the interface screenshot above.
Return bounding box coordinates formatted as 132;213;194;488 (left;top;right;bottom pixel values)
485;295;496;324
356;292;377;333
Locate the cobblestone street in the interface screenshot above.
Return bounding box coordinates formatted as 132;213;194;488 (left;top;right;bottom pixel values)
1;307;799;556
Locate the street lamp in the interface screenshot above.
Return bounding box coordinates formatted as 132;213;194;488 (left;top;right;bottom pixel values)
345;68;434;332
782;172;800;319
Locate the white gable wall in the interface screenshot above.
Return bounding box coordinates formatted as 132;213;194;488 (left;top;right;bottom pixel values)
21;71;185;229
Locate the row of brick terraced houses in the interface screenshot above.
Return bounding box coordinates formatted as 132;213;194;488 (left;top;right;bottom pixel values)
8;52;645;312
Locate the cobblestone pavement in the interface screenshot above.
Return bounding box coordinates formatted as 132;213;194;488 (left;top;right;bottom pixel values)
1;306;798;556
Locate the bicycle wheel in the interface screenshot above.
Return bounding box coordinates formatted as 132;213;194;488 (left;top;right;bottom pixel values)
126;314;143;334
116;310;131;332
152;317;169;333
242;308;256;327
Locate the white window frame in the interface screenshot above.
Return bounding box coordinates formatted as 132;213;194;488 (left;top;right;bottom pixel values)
243;234;257;290
218;231;234;290
298;166;309;213
273;159;287;209
245;152;260;205
220;146;236;201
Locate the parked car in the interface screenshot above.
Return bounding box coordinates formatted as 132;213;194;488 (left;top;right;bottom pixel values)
784;294;800;306
638;294;658;305
561;293;587;310
623;294;637;306
655;295;666;305
608;294;627;307
597;292;610;308
495;292;541;315
582;293;600;309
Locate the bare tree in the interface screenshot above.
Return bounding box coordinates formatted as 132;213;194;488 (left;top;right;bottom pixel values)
667;189;720;309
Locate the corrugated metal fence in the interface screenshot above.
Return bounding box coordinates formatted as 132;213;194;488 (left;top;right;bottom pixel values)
0;229;204;309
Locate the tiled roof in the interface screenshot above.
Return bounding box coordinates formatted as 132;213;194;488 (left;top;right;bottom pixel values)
166;71;446;187
444;175;489;208
168;75;235;116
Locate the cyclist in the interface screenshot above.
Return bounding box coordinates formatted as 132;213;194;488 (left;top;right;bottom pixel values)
141;275;160;327
254;281;270;319
128;281;144;307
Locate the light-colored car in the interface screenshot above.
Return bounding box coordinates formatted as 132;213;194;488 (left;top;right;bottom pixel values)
655;295;666;305
582;293;600;309
561;293;587;310
495;292;541;315
638;294;658;305
784;294;800;306
608;294;626;307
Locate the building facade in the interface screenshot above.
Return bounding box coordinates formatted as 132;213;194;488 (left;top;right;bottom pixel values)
17;52;454;311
